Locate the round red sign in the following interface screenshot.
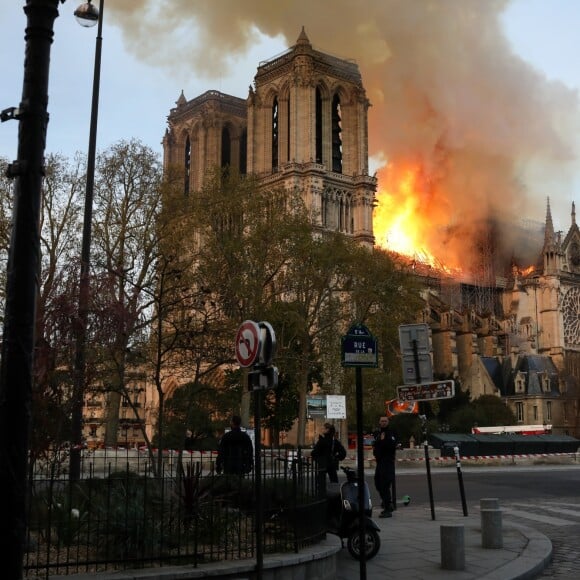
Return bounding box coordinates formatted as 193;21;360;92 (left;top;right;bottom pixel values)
235;320;261;367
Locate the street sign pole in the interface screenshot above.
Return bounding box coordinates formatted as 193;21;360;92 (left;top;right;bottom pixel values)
234;320;279;580
254;389;263;578
341;322;377;580
355;366;366;580
422;415;436;521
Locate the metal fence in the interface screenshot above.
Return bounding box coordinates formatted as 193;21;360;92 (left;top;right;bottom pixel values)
24;448;326;578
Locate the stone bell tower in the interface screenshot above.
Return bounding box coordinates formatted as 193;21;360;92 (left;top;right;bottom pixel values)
163;28;376;245
247;27;376;245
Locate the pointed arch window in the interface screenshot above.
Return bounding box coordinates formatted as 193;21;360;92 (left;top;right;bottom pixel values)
184;136;191;195
239;128;247;175
332;93;342;173
315;88;323;164
272;97;279;170
221;126;231;170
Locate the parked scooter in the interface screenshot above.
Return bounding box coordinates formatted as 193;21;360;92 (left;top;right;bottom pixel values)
326;466;381;560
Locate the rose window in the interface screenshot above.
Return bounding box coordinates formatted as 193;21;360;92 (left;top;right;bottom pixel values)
562;287;580;346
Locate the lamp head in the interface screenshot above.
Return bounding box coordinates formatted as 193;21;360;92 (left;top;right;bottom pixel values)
74;1;99;27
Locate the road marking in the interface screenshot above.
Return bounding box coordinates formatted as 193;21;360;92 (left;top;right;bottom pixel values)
503;508;577;526
512;503;580;519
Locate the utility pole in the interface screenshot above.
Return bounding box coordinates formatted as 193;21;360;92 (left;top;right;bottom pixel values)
0;2;61;577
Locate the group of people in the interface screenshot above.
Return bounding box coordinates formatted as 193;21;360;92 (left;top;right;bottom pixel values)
210;413;399;520
312;415;399;519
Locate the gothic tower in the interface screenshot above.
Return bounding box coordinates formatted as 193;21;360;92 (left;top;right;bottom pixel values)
246;28;376;244
163;29;376;245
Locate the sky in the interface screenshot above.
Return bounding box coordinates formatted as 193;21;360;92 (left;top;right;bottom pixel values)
1;0;580;237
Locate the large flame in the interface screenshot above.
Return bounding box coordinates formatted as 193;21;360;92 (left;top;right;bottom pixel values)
373;163;463;275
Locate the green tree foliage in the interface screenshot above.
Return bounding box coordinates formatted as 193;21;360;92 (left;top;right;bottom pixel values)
339;246;424;432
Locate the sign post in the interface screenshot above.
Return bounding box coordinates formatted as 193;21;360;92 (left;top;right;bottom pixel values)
235;320;278;580
341;323;377;580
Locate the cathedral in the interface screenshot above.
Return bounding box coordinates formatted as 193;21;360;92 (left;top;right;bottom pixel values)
162;29;580;438
163;27;376;246
421;201;580;437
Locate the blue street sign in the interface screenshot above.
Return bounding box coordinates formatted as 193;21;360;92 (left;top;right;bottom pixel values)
341;324;378;367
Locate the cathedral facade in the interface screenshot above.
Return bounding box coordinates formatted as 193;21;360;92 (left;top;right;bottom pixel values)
161;29;580;439
163;28;376;246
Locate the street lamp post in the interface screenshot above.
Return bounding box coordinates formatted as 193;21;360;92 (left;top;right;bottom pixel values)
0;2;62;575
69;0;104;481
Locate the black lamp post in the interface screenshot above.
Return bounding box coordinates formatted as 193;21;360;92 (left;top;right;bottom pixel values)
69;0;104;481
0;2;62;575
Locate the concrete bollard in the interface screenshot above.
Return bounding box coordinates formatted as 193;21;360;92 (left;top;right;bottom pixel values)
480;498;500;510
440;524;465;570
481;508;503;549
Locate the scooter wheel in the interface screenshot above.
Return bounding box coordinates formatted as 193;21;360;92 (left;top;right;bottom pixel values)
347;528;381;560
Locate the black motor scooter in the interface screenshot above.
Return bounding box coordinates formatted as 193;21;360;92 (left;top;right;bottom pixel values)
326;466;381;560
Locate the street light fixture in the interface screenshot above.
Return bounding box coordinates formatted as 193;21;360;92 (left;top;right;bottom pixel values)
70;0;104;481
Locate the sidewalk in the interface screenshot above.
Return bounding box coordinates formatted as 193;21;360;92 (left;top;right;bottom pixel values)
336;502;553;580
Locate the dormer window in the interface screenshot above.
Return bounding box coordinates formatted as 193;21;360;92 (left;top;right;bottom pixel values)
541;373;551;393
515;373;526;393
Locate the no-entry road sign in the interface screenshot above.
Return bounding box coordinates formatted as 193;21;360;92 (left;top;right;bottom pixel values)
235;320;261;367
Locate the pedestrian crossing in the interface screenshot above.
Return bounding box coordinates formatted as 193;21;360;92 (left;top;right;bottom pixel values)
438;500;580;528
490;501;580;528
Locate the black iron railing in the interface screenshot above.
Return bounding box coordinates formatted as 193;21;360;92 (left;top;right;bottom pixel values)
24;448;326;577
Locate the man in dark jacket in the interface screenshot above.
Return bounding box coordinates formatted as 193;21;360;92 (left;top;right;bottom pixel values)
311;423;344;485
216;415;254;476
373;416;398;517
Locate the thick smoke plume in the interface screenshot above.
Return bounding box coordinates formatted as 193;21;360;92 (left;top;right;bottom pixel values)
108;0;580;272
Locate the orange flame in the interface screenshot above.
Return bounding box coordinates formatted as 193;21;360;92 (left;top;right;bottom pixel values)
373;163;461;274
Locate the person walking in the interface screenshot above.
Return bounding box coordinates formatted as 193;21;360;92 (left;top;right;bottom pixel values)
373;416;399;518
216;415;254;476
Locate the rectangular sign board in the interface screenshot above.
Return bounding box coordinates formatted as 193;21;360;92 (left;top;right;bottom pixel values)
401;353;433;384
326;395;347;419
398;323;430;355
397;380;455;402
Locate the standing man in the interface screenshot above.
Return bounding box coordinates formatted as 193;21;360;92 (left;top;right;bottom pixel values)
373;416;398;518
216;415;254;476
311;422;338;492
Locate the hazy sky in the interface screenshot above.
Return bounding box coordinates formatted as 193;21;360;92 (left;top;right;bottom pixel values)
1;0;580;231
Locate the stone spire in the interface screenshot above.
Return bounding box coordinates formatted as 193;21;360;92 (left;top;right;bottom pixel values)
296;26;310;46
572;201;576;226
543;197;562;275
176;90;187;107
544;197;555;246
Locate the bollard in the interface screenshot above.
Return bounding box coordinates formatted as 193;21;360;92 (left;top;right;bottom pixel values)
480;498;500;511
481;508;503;548
440;524;465;570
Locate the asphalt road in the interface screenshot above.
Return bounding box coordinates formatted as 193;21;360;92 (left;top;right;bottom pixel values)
364;464;580;578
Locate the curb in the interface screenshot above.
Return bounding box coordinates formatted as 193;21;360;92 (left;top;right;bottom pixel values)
479;525;553;580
